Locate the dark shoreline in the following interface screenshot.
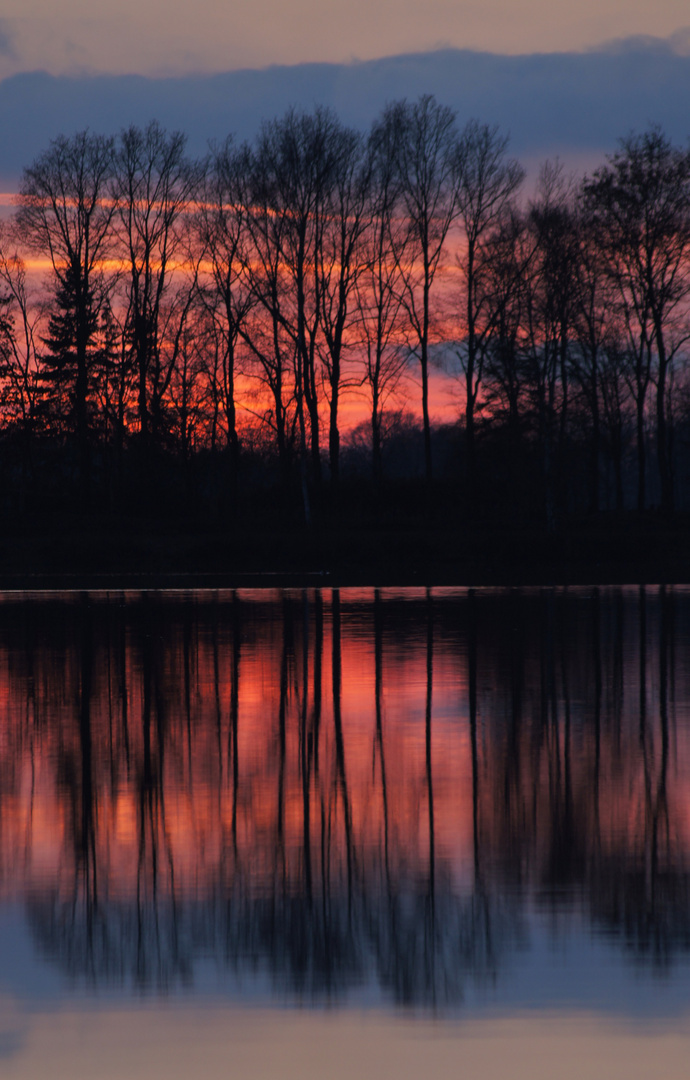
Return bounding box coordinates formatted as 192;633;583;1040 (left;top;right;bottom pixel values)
0;514;688;591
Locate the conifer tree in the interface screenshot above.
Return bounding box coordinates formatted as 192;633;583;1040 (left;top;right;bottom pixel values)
40;261;99;438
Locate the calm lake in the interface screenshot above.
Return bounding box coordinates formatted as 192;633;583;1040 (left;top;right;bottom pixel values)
1;586;690;1078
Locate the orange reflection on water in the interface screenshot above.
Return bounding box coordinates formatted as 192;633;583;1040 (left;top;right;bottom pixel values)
0;587;688;999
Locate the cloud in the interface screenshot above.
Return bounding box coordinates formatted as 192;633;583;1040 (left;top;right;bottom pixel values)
591;28;690;57
0;38;689;187
0;19;15;59
668;27;690;55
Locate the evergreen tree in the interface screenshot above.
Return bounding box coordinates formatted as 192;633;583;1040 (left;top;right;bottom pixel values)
40;260;99;438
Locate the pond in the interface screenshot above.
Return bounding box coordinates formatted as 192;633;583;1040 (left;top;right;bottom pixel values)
0;586;689;1078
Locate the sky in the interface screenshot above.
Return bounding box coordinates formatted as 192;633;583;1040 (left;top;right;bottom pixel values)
0;0;689;78
0;2;689;192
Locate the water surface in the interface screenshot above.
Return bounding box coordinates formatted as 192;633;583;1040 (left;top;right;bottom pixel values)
0;586;689;1077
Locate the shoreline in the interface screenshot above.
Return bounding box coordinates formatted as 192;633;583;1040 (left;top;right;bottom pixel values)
0;517;688;591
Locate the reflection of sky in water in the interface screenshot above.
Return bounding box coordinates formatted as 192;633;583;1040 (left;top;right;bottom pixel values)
0;587;690;1076
4;901;690;1019
1;1005;688;1080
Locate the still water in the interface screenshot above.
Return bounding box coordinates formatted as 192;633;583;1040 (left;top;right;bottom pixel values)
1;586;690;1077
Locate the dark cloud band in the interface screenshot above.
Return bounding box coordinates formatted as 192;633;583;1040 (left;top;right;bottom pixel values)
0;39;688;187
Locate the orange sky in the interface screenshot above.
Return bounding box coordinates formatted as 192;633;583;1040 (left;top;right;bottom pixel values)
8;244;464;434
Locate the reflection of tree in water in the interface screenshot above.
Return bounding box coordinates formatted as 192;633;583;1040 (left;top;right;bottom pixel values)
28;892;195;990
477;586;690;971
587;864;690;970
2;588;690;998
366;879;520;1006
585;587;690;971
26;876;520;1003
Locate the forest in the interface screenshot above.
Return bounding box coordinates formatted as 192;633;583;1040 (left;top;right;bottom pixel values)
1;97;690;577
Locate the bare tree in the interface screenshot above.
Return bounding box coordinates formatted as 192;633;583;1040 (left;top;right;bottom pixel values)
480;210;529;429
195;139;254;501
598;337;632;512
480;208;533;508
16;130;116;497
526;163;582;529
317;124;371;489
0;228;44;506
584;128;690;514
112;122;201;448
245;108;342;515
394;95;459;485
168;307;207;462
571;198;622;513
356;111;412;485
0;227;42;440
241;135;299;490
454;121;524;511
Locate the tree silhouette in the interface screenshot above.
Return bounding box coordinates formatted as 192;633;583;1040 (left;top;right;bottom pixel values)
112;122;200;449
454;121;524;513
395;95;459;485
16;130;116;502
195;139;254;504
584;128;690;514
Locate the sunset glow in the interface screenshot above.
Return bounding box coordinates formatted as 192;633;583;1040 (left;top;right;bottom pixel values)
0;588;688;964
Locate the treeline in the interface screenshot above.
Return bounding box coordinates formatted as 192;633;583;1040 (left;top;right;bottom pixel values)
1;99;690;527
